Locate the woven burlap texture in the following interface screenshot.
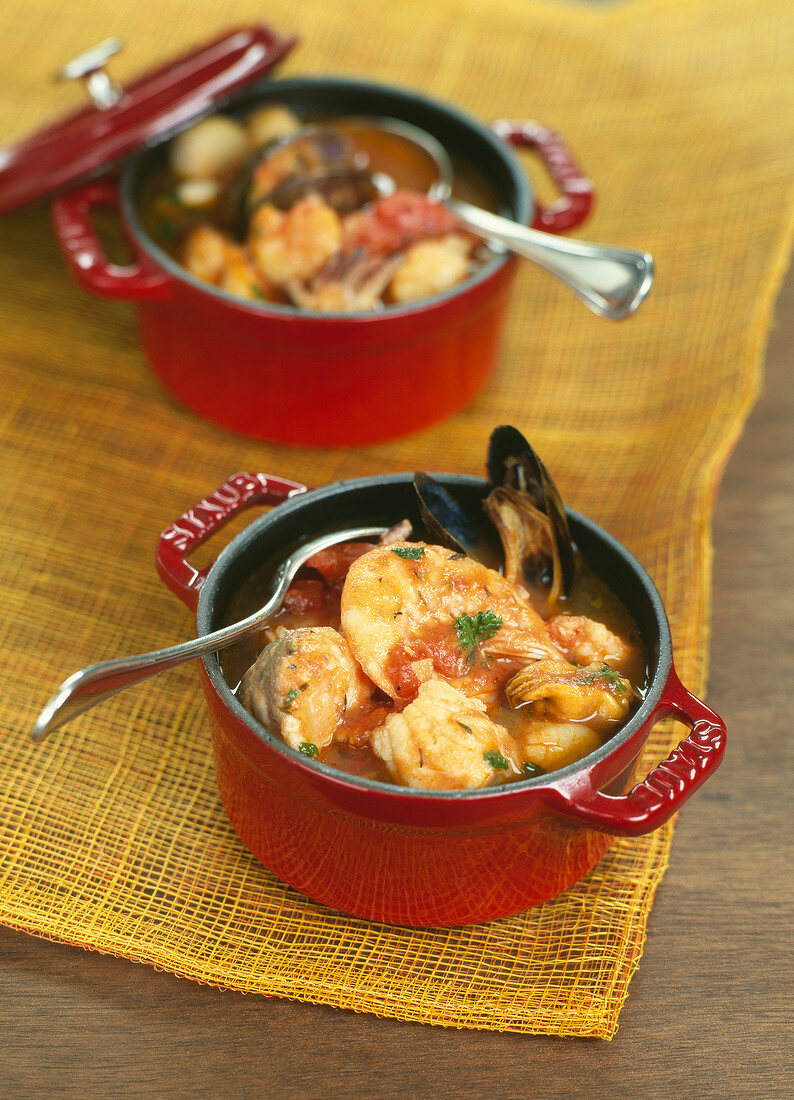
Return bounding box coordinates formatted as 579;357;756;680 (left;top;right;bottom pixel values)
1;0;792;1040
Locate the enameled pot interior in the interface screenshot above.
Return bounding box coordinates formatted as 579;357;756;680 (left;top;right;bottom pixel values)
197;474;672;798
122;76;531;318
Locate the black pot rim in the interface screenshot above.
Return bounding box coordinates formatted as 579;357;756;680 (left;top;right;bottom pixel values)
196;473;672;801
120;74;532;321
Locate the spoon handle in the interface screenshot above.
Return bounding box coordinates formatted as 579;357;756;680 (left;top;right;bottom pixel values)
30;524;387;743
446;198;654;320
29;580;288;743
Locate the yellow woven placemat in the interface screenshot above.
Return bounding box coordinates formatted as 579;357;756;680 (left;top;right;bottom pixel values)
0;0;792;1039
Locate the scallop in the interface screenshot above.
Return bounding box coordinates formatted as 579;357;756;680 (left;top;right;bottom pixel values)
170;116;250;181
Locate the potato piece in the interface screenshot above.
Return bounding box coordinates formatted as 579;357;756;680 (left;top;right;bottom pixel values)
173;178;221;210
517;721;602;773
246;104;302;148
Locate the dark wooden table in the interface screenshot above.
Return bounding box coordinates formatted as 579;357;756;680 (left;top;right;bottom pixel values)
2;268;791;1099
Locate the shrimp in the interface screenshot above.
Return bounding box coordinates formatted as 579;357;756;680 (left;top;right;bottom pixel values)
516;721;602;774
388;234;473;303
370;679;519;790
340;541;559;704
181;225;240;285
239;627;372;753
249;197;343;285
181;225;272;300
546;614;634;670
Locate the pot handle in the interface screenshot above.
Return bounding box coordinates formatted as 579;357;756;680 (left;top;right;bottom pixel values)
491;120;594;234
50;179;172;301
156;472;308;613
543;666;726;836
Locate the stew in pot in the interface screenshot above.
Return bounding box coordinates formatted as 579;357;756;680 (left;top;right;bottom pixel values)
137;104;501;313
221;529;646;790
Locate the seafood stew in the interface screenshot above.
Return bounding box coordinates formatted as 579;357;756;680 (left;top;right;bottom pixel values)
221;446;648;791
167;465;722;923
136;103;502;314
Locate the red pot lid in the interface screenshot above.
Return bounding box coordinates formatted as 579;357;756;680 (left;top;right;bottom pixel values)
0;24;297;214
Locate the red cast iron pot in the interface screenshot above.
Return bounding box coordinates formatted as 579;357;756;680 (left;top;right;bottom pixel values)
156;471;726;927
50;76;593;447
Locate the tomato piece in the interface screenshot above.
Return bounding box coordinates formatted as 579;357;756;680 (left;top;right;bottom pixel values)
282;579;329;615
344;190;458;256
304;541;375;583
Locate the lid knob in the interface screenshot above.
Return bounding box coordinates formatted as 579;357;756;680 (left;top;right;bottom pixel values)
55;37;124;110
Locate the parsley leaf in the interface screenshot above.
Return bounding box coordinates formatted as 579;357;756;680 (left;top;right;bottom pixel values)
455;610;503;657
391;546;425;560
298;742;319;758
581;663;627;694
484;749;509;770
282;688;299;712
156;217;178;244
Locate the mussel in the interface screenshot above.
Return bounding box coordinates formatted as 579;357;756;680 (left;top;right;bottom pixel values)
414;426;576;603
413;473;502;570
265;168;382;216
484;425;575;603
220;128;370;235
249;129;368;212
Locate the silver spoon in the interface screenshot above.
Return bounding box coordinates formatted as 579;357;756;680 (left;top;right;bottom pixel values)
264;119;653;321
30;525;388;743
437;195;653;321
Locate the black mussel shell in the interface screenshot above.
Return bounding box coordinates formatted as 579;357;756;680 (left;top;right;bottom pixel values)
486;425;576;594
220;128;366;235
413;473;502;569
246;129;361;211
264;168;381;214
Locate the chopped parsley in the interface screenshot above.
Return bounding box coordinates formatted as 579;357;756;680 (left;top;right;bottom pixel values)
455;610;503;657
163;189;190;210
250;284;267;300
282;688;299;712
155;217;178;244
298;742;319;758
391;545;425;560
484;749;509;770
522;761;545;777
582;663;626;694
